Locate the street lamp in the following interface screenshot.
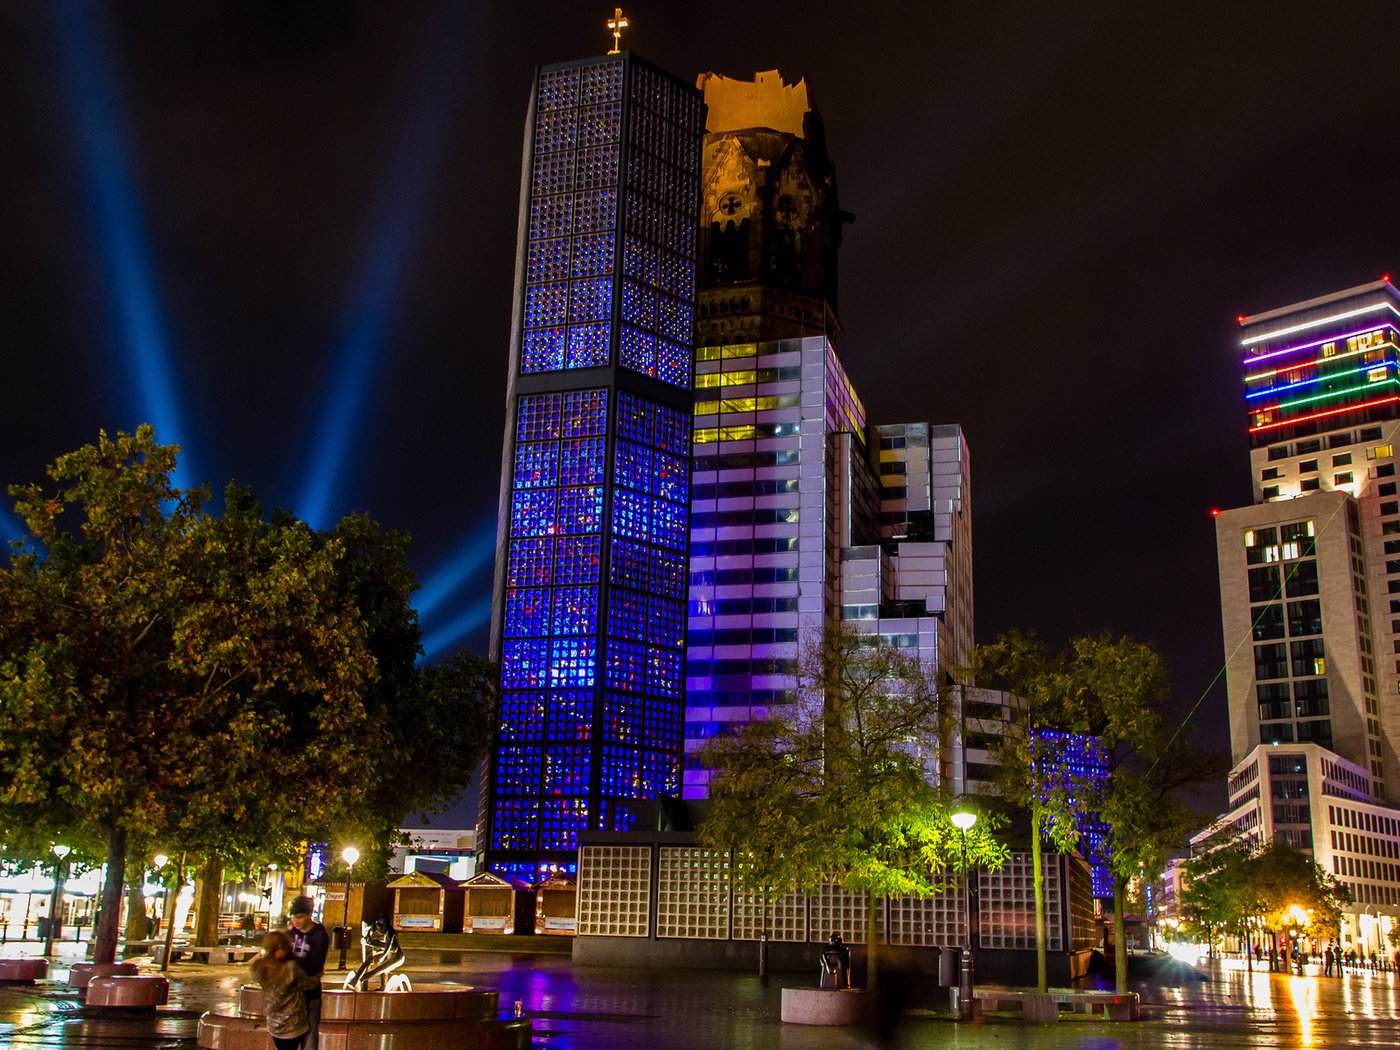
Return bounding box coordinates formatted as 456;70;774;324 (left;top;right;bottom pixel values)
43;845;71;958
338;846;359;970
951;807;978;1022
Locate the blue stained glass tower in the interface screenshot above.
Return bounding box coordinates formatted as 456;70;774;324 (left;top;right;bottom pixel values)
482;53;705;883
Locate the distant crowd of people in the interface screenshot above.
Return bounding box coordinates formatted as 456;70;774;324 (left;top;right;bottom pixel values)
1243;941;1400;976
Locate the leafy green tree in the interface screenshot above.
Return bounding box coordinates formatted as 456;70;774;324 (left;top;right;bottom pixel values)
700;623;1006;988
0;427;495;963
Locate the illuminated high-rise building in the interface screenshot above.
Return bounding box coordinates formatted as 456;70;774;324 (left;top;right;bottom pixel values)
481;52;705;882
1208;280;1400;935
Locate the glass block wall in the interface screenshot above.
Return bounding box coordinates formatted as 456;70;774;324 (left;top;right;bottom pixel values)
577;845;652;937
979;852;1064;952
485;53;704;884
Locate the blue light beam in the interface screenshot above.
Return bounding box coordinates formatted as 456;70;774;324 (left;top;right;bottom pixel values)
52;0;194;487
415;516;498;620
295;17;468;529
420;596;493;664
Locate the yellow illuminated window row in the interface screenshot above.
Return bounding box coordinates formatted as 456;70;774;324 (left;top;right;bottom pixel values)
694;425;761;443
693;395;798;415
696;343;759;362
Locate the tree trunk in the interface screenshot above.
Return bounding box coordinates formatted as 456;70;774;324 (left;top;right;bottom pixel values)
94;825;127;965
1031;806;1047;992
123;856;149;943
865;889;880;991
194;857;222;946
1113;872;1128;996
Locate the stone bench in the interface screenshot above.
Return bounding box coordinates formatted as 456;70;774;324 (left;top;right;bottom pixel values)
68;962;139;991
973;988;1140;1022
780;987;872;1025
86;973;170;1009
0;958;48;983
168;946;261;965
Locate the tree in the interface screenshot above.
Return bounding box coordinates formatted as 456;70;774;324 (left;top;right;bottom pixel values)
0;427;495;963
699;623;1006;988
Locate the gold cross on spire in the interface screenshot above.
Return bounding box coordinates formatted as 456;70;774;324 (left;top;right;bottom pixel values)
606;8;629;54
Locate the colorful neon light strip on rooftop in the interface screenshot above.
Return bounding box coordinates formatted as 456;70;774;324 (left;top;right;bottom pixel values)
1249;395;1400;434
1244;324;1399;367
1246;357;1397;400
1252;377;1400;417
1240;302;1400;348
1246;337;1396;385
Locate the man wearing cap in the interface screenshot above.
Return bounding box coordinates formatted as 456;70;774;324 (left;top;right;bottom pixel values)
287;896;329;1050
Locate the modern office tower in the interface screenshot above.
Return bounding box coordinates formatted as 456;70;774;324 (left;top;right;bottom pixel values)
1216;280;1400;800
481;52;705;882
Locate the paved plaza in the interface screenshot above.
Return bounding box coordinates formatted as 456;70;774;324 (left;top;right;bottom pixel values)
2;939;1399;1049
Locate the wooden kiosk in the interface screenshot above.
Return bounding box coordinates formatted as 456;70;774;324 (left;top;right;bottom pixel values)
384;870;464;933
533;875;578;935
461;871;530;934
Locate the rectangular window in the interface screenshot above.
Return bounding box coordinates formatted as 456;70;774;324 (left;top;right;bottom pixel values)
1300;478;1321;491
1262;467;1281;480
1299;459;1319;473
1336;472;1354;485
1263;485;1281;499
1268;445;1291;461
1334;453;1353;466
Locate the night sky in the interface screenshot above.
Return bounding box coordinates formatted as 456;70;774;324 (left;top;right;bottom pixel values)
5;2;1400;814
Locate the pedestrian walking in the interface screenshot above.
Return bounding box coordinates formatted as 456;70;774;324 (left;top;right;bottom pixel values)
287;896;329;1050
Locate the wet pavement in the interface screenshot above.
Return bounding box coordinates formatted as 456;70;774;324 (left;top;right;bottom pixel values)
3;938;1400;1048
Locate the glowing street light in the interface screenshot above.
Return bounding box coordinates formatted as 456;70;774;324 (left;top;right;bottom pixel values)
338;846;360;970
951;807;978;1021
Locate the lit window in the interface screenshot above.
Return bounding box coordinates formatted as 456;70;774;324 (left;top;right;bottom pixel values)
1336;472;1354;485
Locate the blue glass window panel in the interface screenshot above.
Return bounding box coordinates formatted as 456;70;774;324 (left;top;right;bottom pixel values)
537;67;579;111
502;638;550;688
510;488;557;537
513;441;559;489
652;496;688;550
599;799;637;833
557;485;604;534
566;323;611;368
550;585;599;636
621;280;656;328
616;392;650;445
517;393;562;442
495;744;543;794
499;692;546;742
650;548;687;598
653;403;691;457
547;690;593;741
524;283;569;329
609;538;648;590
605;638;647;691
554;535;602;584
527;238;571;284
601;745;672;798
489;798;541;851
654;451;687;502
656;338;690;388
661;210;692;257
575;146;620;192
559;437;606;486
562;390;609;436
573;187;618;233
569;277;613;323
541;797;590;850
648;595;684;647
503;588;550;638
529;195;573;241
522;328;566;372
507;538;553;587
656;296;692;343
532;150;574;197
613;439;652;493
533;106;577;154
648;646;682;698
607;588;648;642
622;237;658;285
611;487;649;541
577;103;622;148
619;324;655;375
544;746;591;796
660;248;693;299
570;232;615;279
550;637;596;688
580;61;622;105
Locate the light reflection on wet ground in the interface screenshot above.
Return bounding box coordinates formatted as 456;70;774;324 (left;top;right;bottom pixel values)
3;945;1400;1048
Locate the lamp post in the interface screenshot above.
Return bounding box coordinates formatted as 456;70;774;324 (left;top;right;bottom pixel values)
338;847;359;971
43;845;71;958
950;807;978;1022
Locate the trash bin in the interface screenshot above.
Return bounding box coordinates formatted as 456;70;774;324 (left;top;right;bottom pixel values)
330;925;349;950
937;945;957;987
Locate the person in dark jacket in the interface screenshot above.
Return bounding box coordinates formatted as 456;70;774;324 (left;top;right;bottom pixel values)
287;896;330;1050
